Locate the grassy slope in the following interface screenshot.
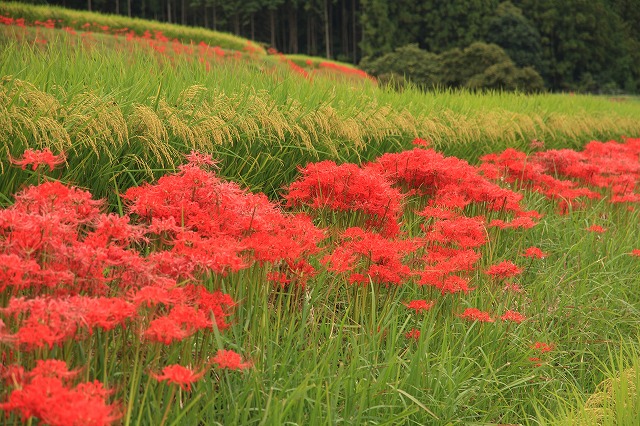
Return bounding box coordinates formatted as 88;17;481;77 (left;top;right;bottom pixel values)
2;19;640;206
0;1;265;53
1;8;640;425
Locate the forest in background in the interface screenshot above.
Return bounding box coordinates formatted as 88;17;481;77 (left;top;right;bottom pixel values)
8;0;640;93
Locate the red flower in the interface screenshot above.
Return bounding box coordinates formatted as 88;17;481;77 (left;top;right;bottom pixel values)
529;357;543;367
10;148;66;171
485;260;523;278
0;361;119;425
143;317;189;345
404;300;435;314
439;275;474;295
459;308;494;323
405;328;421;339
531;341;554;353
284;161;403;237
587;225;606;234
151;364;205;391
522;246;548;259
503;282;523;293
211;349;251;370
184;151;219;168
500;310;526;323
630;249;640;257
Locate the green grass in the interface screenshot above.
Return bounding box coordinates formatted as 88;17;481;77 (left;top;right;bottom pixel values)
0;1;265;53
1;7;640;425
284;53;360;69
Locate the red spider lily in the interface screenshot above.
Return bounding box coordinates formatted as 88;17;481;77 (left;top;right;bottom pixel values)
167;305;213;333
418;247;479;294
459;308;494;323
10;148;66;171
372;148;529;215
631;249;640;257
500;310;526;323
321;227;417;286
529;357;543;367
285;160;403;237
211;349;252;370
141;287;235;344
405;328;421;339
534;140;640;204
151;364;206;391
184;150;219;168
531;341;554;353
0;15;26;27
481;148;602;213
587;225;606;234
423;247;481;272
266;271;291;287
439;275;474;294
317;61;374;80
0;179;184;298
404;300;435;313
1;296;138;350
143;316;190;345
485;260;523;279
423;216;487;248
128;285;186;308
124;158;324;276
522;246;548;259
0;361;119;426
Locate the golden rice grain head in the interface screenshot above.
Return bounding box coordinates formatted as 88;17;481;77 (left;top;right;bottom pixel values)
11;79;61;116
177;85;208;107
63;92;129;159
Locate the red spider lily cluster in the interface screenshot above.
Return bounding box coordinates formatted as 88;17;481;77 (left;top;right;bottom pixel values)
1;14;373;82
0;13;256;69
480;138;640;212
285;160;404;237
3;134;640;423
0;360;120;425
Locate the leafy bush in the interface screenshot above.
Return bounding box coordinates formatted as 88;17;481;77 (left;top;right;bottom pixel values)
360;44;440;90
361;42;545;92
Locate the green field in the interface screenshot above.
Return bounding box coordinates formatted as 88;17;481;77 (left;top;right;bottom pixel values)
1;4;639;426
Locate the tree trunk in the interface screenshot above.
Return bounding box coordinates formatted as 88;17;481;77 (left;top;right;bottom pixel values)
116;0;120;15
213;2;217;31
324;0;331;58
341;0;348;59
270;9;276;48
309;18;317;56
251;13;255;40
352;0;357;63
234;14;240;36
87;0;91;12
289;6;298;53
167;0;172;23
127;0;132;17
204;4;209;28
181;0;186;25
